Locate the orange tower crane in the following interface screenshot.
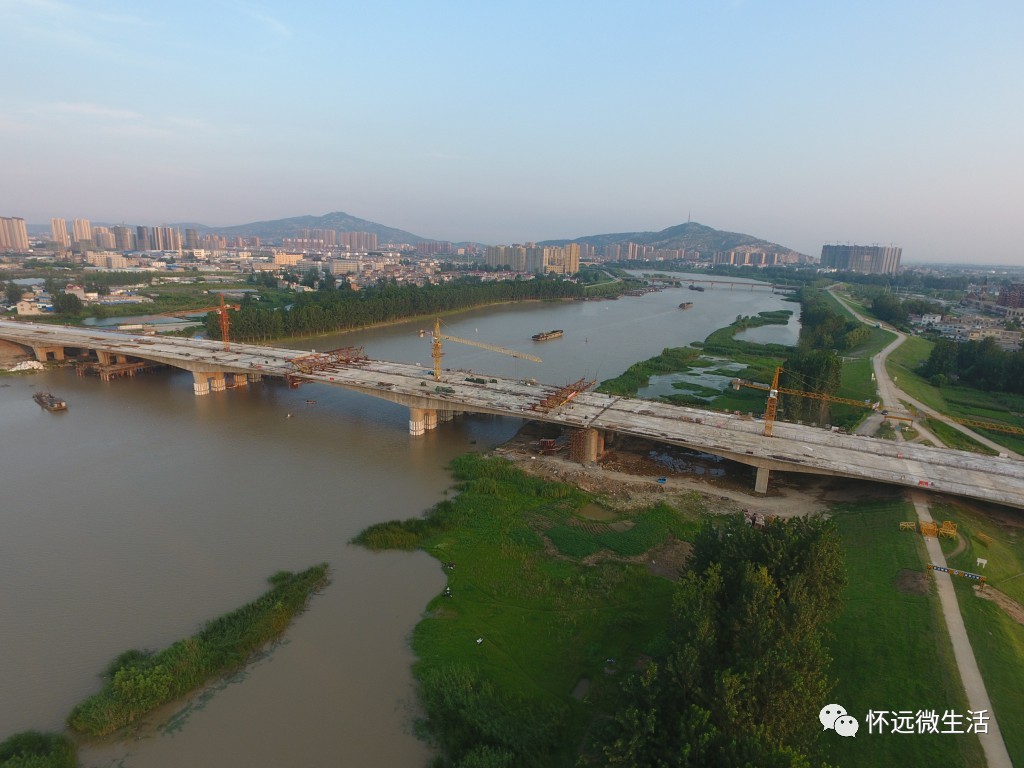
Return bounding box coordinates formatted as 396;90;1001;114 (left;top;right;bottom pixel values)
735;366;1024;439
732;366;886;437
429;318;541;381
158;294;240;351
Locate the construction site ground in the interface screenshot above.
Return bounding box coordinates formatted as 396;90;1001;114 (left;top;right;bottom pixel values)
492;421;903;520
0;339;30;368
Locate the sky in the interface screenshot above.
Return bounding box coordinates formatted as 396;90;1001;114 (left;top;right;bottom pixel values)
1;0;1022;263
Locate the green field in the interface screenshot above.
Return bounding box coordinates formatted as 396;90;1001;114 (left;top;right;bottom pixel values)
935;501;1024;765
355;454;706;766
825;499;983;768
885;336;1024;454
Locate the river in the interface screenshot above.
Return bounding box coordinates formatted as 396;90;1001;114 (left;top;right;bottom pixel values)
0;273;796;766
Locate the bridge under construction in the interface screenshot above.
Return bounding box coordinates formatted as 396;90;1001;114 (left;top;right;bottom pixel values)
2;318;1022;509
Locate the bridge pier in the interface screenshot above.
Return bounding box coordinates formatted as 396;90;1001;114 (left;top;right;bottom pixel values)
210;373;227;393
193;372;211;395
409;407;426;436
32;345;65;362
232;374;249;388
423;409;438;431
569;427;602;463
248;373;263;384
755;466;770;494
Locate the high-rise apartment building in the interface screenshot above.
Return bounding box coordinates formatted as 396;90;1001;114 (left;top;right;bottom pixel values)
92;226;116;250
112;226;134;251
0;217;30;252
820;244;901;274
51;218;70;248
72;218;92;244
338;231;378;251
136;226;151;251
563;243;581;274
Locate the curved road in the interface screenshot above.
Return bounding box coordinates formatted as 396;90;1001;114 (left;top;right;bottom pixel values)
831;288;1020;459
831;286;1013;767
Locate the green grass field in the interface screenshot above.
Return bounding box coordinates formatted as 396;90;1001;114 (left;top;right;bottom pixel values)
934;501;1024;765
885;336;1024;454
356;454;707;765
824;499;983;768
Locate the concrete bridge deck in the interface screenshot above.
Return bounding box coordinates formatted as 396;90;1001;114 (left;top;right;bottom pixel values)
2;319;1022;509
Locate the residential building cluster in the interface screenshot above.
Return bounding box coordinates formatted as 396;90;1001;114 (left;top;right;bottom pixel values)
1;217;30;252
820;244;902;275
483;243;581;274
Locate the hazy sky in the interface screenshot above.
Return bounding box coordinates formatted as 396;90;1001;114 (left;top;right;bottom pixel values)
2;1;1022;262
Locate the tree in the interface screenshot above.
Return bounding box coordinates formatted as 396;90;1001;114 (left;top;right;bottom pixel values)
590;515;845;767
52;292;84;316
4;282;24;304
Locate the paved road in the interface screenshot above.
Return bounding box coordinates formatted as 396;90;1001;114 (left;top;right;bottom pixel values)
912;492;1013;768
830;289;1021;459
831;288;1014;765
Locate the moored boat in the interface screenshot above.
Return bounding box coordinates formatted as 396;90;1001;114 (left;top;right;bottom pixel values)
33;391;67;412
532;330;564;341
679;302;694;310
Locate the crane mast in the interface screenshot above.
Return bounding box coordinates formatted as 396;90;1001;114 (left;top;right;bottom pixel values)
430;318;541;381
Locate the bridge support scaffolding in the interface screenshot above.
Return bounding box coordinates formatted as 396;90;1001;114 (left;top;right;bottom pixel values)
755;466;770;494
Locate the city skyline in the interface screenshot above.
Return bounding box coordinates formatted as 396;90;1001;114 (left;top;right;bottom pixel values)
2;1;1022;264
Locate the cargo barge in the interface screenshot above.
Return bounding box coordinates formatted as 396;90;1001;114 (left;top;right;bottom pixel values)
33;391;67;412
532;330;564;341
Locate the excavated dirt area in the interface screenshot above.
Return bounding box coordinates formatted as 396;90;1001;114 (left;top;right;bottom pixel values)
493;422;889;520
0;339;30;367
895;568;930;595
974;585;1024;627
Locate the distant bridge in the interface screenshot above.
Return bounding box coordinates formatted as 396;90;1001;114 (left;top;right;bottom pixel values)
2;319;1021;509
643;277;798;292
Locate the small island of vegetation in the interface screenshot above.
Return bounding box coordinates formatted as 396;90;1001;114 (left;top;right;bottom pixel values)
67;563;330;737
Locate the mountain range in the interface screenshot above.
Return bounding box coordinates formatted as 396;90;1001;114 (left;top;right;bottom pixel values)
539;221;807;260
37;211;807;258
174;211;424;245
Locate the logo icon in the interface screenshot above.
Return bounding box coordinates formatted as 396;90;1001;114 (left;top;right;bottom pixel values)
820;704;859;738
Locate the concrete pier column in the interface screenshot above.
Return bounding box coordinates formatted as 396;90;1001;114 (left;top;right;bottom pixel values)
571;428;601;463
232;374;248;388
33;345;65;362
96;350;113;365
423;409;438;431
409;407;427;436
248;373;263;384
755;466;770;494
210;373;227;392
438;409;454;423
596;430;606;455
193;372;211;396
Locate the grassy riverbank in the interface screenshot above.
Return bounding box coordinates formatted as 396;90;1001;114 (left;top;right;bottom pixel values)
826;499;982;767
936;501;1024;763
355;454;704;766
0;731;76;768
67;564;329;737
594;310;793;401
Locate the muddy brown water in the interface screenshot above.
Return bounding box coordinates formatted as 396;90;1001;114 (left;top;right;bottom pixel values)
0;276;794;766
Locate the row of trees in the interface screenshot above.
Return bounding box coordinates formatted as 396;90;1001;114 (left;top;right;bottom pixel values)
779;289;864;424
206;276;586;342
922;336;1024;393
588;514;846;767
869;293;941;326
